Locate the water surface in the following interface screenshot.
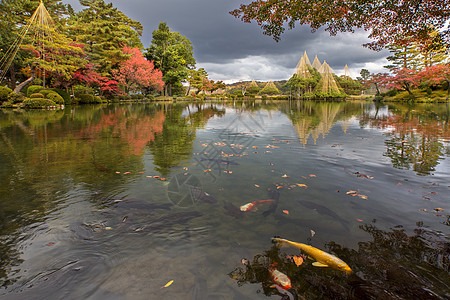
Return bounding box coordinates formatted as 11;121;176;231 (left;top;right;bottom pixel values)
0;101;448;299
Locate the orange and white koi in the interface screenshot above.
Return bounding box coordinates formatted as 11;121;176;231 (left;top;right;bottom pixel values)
240;199;275;212
269;263;292;290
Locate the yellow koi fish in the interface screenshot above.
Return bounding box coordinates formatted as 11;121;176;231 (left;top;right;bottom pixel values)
272;238;352;274
240;199;275;212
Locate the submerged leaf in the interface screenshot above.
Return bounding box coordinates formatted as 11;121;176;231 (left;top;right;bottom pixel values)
293;255;303;267
161;280;174;288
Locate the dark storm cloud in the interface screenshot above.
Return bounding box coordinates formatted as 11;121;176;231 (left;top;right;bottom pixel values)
62;0;388;82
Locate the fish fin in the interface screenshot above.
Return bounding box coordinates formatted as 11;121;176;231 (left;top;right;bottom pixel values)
312;262;329;267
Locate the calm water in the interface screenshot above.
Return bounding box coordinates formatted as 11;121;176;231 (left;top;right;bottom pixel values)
0;101;448;299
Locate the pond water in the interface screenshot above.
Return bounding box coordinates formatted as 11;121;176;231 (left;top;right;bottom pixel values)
0;101;449;299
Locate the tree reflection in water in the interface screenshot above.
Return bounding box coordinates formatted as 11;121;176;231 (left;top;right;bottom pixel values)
361;102;449;176
229;224;449;299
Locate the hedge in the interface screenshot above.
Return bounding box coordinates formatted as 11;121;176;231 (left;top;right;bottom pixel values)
22;98;56;109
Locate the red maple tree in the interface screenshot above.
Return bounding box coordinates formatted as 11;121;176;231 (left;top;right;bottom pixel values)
112;47;164;94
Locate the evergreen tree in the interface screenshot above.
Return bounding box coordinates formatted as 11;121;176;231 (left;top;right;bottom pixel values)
68;0;143;76
145;22;196;96
385;38;418;71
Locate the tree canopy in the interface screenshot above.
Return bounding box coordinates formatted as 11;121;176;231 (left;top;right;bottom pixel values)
230;0;450;51
145;22;196;96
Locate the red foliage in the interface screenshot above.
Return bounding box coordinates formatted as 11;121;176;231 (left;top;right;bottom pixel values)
416;65;450;86
112;47;164;93
230;0;449;50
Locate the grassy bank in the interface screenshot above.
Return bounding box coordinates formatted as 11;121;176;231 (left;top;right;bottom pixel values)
381;88;449;103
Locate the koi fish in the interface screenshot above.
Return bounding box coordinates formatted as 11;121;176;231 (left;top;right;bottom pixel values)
272;238;352;274
240;199;275;212
271;285;298;300
269;263;292;290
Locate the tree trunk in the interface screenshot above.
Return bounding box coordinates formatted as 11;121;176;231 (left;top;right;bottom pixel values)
14;65;36;94
9;63;16;90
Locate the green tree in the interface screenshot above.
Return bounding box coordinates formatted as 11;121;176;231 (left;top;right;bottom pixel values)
0;0;73;89
284;67;321;98
68;0;143;76
359;69;370;82
385;39;418;71
336;75;362;95
145;22;196;96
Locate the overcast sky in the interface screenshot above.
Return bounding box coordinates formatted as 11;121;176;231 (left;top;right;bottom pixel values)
62;0;389;83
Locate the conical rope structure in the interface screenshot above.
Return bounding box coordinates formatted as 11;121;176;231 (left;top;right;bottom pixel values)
0;1;55;86
312;55;322;70
315;61;342;94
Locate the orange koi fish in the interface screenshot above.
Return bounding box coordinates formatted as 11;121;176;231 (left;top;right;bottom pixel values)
269;262;292;290
239;199;275;212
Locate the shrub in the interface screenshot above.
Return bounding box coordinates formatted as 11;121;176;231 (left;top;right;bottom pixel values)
22;98;56;109
1;101;14;108
72;85;93;97
0;86;13;103
78;93;95;104
39;89;54;98
7;92;25;104
93;96;103;103
27;85;44;97
47;92;64;104
385;89;398;97
51;89;71;105
30;93;44;99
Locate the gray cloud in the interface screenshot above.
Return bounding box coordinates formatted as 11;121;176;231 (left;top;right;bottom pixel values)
62;0;388;82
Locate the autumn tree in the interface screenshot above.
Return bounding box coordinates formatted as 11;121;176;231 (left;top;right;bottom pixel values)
0;0;74;89
416;65;450;96
385;69;419;95
230;0;449;51
145;22;195;96
112;47;164;94
68;0;143;76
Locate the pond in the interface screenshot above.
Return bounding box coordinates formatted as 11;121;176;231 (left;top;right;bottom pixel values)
0;100;449;299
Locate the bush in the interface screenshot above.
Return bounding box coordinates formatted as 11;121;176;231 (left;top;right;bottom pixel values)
27;85;44;97
30;93;44;99
39;89;54;98
47;92;64;104
22;98;56;109
78;93;95;104
52;88;72;105
385;89;398;97
0;86;13;103
7;92;25;104
93;96;103;103
1;101;14;108
72;85;93;97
